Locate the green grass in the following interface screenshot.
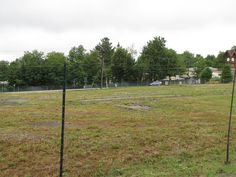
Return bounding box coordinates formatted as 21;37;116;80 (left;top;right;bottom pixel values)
1;84;236;176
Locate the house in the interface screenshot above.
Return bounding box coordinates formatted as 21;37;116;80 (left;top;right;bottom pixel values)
181;68;201;84
161;68;198;84
224;50;236;68
209;67;221;78
0;81;9;92
185;77;201;84
0;81;9;85
185;67;196;78
185;67;221;83
162;75;185;85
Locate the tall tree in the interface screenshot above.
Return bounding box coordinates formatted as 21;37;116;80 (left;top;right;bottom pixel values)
111;45;136;83
136;55;149;83
193;54;206;78
83;49;100;87
44;52;66;86
138;36;177;82
0;61;9;81
177;51;195;77
95;37;114;87
7;59;23;86
215;52;225;69
182;51;195;68
138;37;166;82
19;50;44;86
164;48;178;79
176;54;186;75
205;55;216;67
68;45;86;87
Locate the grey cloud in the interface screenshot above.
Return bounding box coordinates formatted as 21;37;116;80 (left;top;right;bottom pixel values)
0;0;231;32
1;0;236;61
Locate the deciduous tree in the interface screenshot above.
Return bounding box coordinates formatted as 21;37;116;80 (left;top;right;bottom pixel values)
111;45;136;83
221;65;233;83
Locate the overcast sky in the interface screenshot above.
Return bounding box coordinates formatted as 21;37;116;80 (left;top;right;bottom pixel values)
1;0;236;61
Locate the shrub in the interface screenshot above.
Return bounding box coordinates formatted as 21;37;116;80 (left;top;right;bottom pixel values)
221;65;233;83
200;67;212;83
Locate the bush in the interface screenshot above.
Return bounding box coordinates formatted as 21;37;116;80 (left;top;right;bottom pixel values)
200;67;212;83
221;65;233;83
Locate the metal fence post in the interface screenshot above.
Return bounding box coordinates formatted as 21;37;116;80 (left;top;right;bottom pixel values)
226;68;236;164
224;50;236;164
59;61;67;176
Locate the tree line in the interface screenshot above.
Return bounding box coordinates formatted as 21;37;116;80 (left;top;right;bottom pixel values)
0;36;233;88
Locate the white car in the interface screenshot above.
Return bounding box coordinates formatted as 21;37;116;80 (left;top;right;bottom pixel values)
149;80;162;86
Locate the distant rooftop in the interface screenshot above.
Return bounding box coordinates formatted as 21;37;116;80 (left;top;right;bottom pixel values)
224;50;236;58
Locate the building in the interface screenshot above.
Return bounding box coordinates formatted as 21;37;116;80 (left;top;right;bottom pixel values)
162;75;187;85
0;81;9;85
209;67;221;78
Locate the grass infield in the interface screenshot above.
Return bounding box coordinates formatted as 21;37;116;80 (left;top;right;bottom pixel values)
0;84;236;176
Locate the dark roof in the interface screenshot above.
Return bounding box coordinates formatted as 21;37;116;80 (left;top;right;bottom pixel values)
224;50;236;58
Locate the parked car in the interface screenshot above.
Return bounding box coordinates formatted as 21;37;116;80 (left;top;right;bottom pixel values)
149;80;162;86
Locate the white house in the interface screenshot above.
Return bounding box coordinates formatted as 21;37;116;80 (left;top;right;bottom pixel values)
0;81;9;85
209;67;221;78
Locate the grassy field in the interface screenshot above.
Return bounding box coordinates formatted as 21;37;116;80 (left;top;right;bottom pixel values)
1;84;236;177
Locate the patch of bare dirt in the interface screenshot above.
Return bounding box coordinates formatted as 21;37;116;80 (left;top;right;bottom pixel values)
217;173;236;177
0;98;29;106
1;133;47;142
117;104;151;110
66;120;114;129
30;121;60;127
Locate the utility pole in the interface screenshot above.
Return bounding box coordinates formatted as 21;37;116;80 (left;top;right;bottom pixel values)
99;47;107;89
188;60;190;77
101;55;104;89
167;58;170;81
